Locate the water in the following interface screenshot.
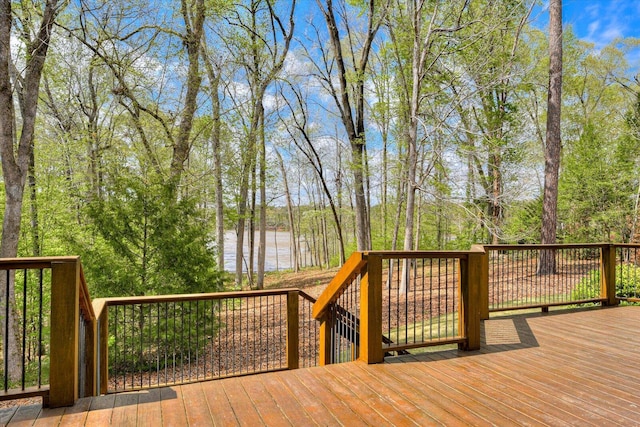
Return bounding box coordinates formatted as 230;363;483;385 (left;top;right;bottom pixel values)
222;230;304;272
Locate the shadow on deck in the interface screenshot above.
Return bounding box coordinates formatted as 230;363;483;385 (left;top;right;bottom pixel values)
2;305;639;426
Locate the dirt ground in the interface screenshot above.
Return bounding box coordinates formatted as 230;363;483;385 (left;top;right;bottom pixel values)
261;266;340;297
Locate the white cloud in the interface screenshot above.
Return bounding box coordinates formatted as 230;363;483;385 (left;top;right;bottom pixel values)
602;25;623;41
587;20;600;37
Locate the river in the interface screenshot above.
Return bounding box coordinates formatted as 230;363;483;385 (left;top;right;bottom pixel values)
222;230;306;272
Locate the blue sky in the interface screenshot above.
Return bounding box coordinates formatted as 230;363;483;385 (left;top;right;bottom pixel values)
564;0;640;44
536;0;640;46
531;1;640;72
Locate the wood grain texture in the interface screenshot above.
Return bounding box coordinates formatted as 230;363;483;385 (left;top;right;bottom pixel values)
4;306;639;426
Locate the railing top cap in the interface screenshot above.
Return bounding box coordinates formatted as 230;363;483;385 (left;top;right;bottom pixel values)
0;256;81;269
360;250;479;259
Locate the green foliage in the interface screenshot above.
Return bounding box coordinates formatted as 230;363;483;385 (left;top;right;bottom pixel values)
501;198;542;243
571;264;640;300
77;174;222;298
109;300;218;374
571;269;602;301
559;121;636;243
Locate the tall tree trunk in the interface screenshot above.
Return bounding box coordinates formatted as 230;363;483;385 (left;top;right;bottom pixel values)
202;55;225;270
29;149;40;257
249;163;257;288
257;104;267;289
235;129;254;287
233;0;295;287
489;151;503;245
538;0;563;275
275;149;299;272
169;0;206;183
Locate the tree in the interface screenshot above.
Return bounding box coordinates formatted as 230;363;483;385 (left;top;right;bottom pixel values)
277;81;346;264
557;39;636;243
0;0;66;381
72;0;207;187
538;0;562;274
313;0;391;251
202;43;229;271
81;173;222;297
443;0;534;246
223;0;295;288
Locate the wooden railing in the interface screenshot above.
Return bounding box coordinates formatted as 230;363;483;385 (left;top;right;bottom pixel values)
483;244;616;315
613;244;640;302
0;257;96;408
312;248;485;365
2;243;638;406
311;243;637;366
92;289;318;394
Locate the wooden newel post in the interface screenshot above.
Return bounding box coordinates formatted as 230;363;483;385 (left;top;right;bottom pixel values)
359;254;383;364
459;251;482;351
601;244;618;306
93;299;109;395
318;309;333;366
49;259;80;407
286;291;300;370
472;245;489;320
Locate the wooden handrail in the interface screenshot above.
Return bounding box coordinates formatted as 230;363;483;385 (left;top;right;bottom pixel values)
612;243;640;248
483;243;609;250
312;252;366;320
314;249;487;365
362;250;474;259
0;256;82;270
95;287;302;306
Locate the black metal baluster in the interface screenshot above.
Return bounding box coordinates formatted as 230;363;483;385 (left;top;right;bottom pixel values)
21;270;27;390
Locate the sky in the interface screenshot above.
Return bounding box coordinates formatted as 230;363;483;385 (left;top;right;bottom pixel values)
543;0;640;46
565;0;640;42
529;0;640;73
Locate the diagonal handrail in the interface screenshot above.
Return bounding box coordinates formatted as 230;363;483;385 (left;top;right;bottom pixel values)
312;252;366;320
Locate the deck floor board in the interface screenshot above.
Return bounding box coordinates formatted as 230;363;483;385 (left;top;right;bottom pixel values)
4;306;640;426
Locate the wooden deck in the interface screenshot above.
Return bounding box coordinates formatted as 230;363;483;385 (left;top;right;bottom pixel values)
2;305;639;426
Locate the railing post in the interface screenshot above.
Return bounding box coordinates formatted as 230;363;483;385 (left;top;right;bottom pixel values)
93;299;109;395
360;253;383;364
79;267;97;398
459;251;482;351
286;291;299;370
318;310;333;366
601;244;618;306
49;259;80;407
83;312;97;397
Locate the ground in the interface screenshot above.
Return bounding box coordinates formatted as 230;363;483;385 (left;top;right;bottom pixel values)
262;266;339;298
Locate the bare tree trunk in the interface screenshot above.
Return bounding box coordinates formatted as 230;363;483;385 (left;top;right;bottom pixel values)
202;53;225;269
169;0;205;183
275;149;299;272
201;47;224;265
29;149;40;257
249;165;257;288
257;104;267;289
490;152;503;245
538;0;563;275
